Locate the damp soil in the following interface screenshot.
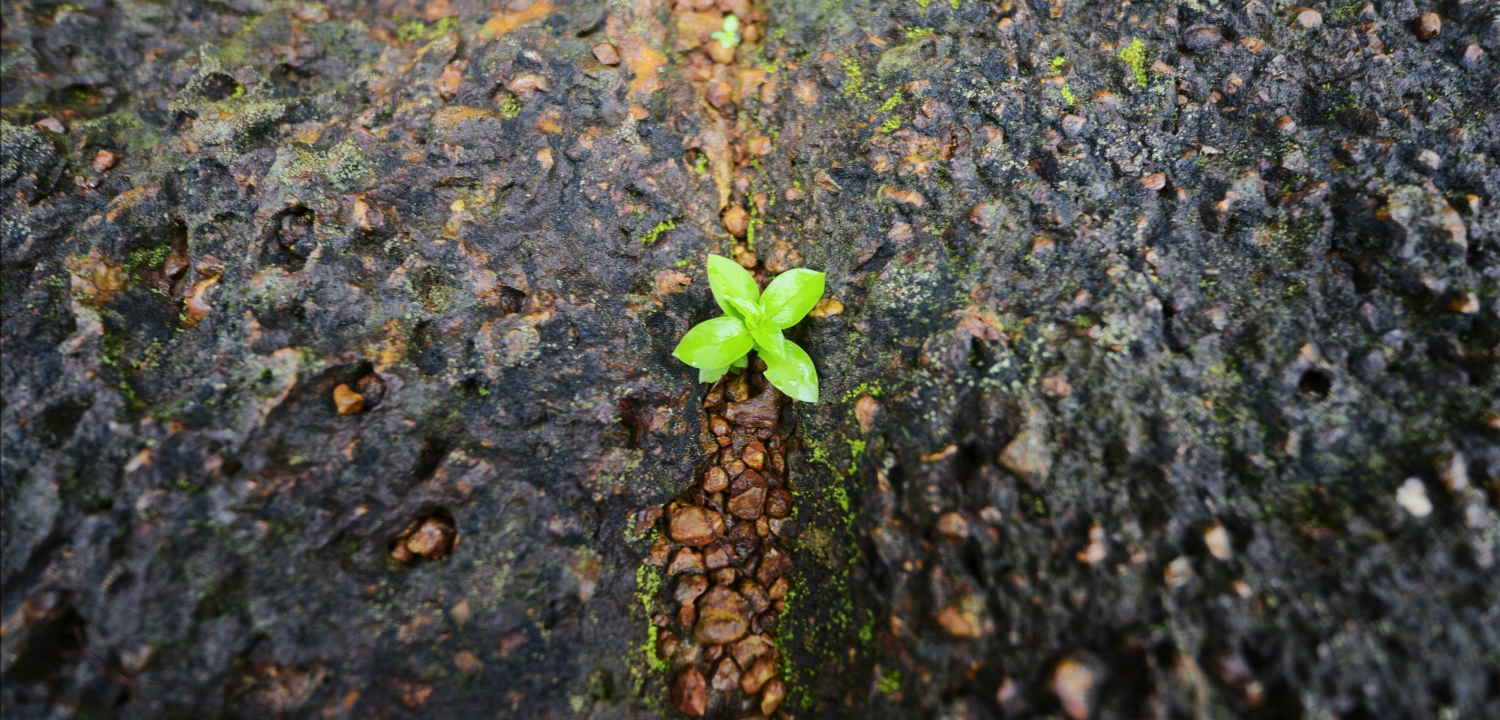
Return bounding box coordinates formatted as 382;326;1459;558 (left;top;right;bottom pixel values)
3;1;1499;719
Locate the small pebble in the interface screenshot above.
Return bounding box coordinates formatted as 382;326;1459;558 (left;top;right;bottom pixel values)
1396;478;1432;518
694;586;753;644
760;678;786;714
1448;291;1478;314
670;506;718;547
34;117;66;133
333;383;365;414
1294;8;1321;28
91;149;119;174
721;205;749;237
1050;657;1097;720
1416;149;1441;171
672;667;708;716
1184;26;1222;53
740;656;776;694
1203;522;1232;560
1413;12;1440;40
1141;173;1167;191
591;43;620;65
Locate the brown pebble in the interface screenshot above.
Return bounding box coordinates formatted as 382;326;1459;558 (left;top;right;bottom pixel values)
721;205;749;237
1184;26;1222;53
648;539;672;566
35;117;66;134
91;149;119;174
755;544;793;586
591;42;620;65
731;634;773;668
767;576;789;600
706;80;732;109
403;517;456;559
937;512;969;538
763;488;792;518
670;506;718;547
709;414;730;436
723;457;746;478
333;383;365;414
703;643;723;662
703;543;731;570
668;547;704;575
711;567;738;586
677;602;697;630
694;586;753;644
675;574;709;605
658;630;678;660
702;466;729;493
1275;115;1297;134
741;441;767;470
755;515;770;537
1141;173;1167;191
1413;12;1440;40
740;580;770;613
1449;291;1478;314
711;657;742;691
672;667;708;716
760;678;787;714
740;656;776;694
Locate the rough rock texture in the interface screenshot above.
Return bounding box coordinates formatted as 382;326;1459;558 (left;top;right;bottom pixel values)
3;0;1498;719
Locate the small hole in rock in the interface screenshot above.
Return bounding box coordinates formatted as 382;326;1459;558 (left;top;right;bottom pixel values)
1298;369;1332;398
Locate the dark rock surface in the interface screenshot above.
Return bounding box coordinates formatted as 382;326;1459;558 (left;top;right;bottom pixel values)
2;0;1497;718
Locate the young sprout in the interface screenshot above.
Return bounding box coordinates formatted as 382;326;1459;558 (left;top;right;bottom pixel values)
672;255;824;402
711;14;741;50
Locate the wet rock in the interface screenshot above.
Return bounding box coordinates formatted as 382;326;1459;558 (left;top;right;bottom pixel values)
740;656;777;694
676;573;709;605
724;387;785;428
728;470;767;519
703;465;729;493
672;666;708;716
694;586;753;644
760;678;786;714
711;657;742;691
671;506;719;547
669;547;706;575
754;544;792;586
741;440;766;470
763;488;792;518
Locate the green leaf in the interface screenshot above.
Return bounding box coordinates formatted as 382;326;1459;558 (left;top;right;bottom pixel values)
763;338;818;402
760;268;826;329
730;354;749;369
700;366;729;383
751;325;786;359
673;316;753;369
726;297;762;325
707;254;759;319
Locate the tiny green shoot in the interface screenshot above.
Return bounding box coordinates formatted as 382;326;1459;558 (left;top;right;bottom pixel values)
672;255;824;402
712;14;741;50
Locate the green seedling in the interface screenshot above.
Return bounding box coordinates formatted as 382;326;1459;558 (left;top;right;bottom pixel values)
712;14;741;50
673;255;824;402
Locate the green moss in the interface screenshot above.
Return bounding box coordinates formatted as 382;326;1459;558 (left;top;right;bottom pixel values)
640;218;676;245
127;243;170;271
876;668;902;695
1118;38;1149;86
396;20;427;43
840;55;867;100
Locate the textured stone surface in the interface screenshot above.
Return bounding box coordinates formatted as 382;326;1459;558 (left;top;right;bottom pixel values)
2;0;1498;718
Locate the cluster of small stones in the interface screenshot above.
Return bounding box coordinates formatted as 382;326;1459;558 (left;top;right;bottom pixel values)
645;365;794;717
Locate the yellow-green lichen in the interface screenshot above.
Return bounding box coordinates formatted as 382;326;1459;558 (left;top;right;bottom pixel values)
640;218;676;245
1118;38;1149;86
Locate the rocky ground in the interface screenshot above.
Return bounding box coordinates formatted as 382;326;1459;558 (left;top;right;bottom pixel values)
3;0;1498;718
